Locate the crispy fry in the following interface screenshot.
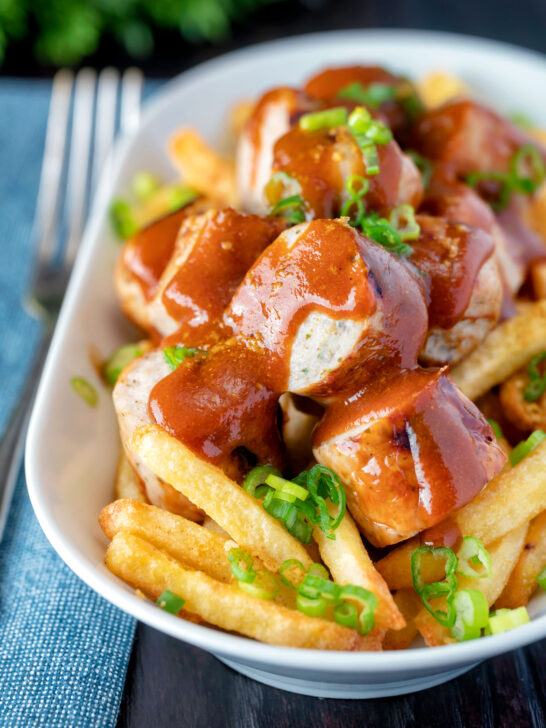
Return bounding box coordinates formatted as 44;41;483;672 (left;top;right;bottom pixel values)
454;439;546;544
499;366;546;432
100;499;236;583
168;128;237;206
496;510;546;609
130;425;312;571
415;525;528;646
376;537;446;591
106;532;379;650
114;451;148;502
417;71;469;109
531;260;546;300
451;301;546;401
314;507;405;630
383;590;422;650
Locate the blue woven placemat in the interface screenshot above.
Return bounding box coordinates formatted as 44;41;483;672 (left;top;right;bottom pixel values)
0;79;136;728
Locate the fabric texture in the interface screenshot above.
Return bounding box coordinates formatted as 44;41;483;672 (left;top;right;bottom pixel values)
0;79;136;728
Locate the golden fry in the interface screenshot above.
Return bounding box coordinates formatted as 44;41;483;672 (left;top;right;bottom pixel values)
168;128;237;206
106;532;379;650
100;499;237;583
383;590;422;650
314;507;405;631
496;510;546;609
499;367;546;432
114;451;148;502
451;301;546;401
415;525;528;646
417;71;469;109
130;425;313;571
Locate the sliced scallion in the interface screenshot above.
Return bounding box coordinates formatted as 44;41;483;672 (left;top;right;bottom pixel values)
103;343;143;385
157;589;185;614
299;107;348;132
70;377;98;407
509;429;546;467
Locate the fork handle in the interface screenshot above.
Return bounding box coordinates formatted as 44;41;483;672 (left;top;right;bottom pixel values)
0;330;52;540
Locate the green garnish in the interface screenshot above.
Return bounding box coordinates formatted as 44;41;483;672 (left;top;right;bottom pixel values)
238;569;279;600
243;463;346;543
131;171;161;202
163;345;203;371
389;204;420;241
228;548;256;583
486;418;504;440
167;185;199;212
103;343;143;385
338;81;397;108
466;144;545;211
411;545;459;627
450;589;489;641
270;194;306;225
509;429;546;467
70;377;98;407
509;112;534;130
486;606;530;634
523;351;546;401
340;174;369;227
299;107;348;132
347;106;392;177
338;584;378;635
456;536;492;580
110;198;138;239
156;589;185;614
361;211;413;257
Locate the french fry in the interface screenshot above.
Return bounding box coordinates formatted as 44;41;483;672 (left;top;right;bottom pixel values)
168;128;237;206
417;71;469;109
100;499;236;583
524;182;546;247
314;507;406;630
130;425;312;571
415;525;528;646
376;538;420;591
496;510;546;609
451;301;546;401
106;532;379;650
114;452;148;502
531;260;546;300
383;590;422;650
454;440;546;544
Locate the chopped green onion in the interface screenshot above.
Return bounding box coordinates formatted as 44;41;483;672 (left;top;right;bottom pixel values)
270;194;306;225
523;351;546;402
407;150;433;189
157;589;185;614
307;562;330;580
110;198;139;239
456;536;492;579
163;345;203;371
487;606;530;634
537;566;546;591
450;588;489;641
238;569;279;600
334;601;358;628
70;377;98;407
228;548;256;583
167;185;198;212
360;143;380;176
509;429;546;467
510;145;545;195
279;559;306;589
131;171;161;202
486;418;504;440
411;545;459;627
390;204;420;241
243;465;281;499
303;464;347;539
265;473;309;501
298;573;342;604
338;584;378;635
509;111;534;130
347;106;392;178
361;212;413;258
299;107;348;132
341;174;369;226
297;593;326;616
103;343;142;385
271;490;297;503
338;81;398;108
465;171;513;212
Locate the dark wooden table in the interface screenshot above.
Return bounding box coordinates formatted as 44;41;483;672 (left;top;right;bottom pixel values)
116;1;546;725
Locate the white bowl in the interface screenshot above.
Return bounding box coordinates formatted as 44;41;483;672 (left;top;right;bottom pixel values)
26;29;546;699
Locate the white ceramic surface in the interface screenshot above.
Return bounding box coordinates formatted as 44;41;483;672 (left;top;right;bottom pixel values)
26;30;546;699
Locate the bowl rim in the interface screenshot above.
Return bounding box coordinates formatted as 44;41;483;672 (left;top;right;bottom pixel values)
26;27;546;672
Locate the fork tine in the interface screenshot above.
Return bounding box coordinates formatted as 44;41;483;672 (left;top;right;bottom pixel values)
64;67;97;267
32;69;74;266
120;67;144;138
92;67;119;193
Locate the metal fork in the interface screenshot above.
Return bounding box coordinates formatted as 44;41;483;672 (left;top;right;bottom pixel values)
0;66;143;539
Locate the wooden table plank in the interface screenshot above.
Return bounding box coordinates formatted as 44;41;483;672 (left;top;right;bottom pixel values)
117;625;546;727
